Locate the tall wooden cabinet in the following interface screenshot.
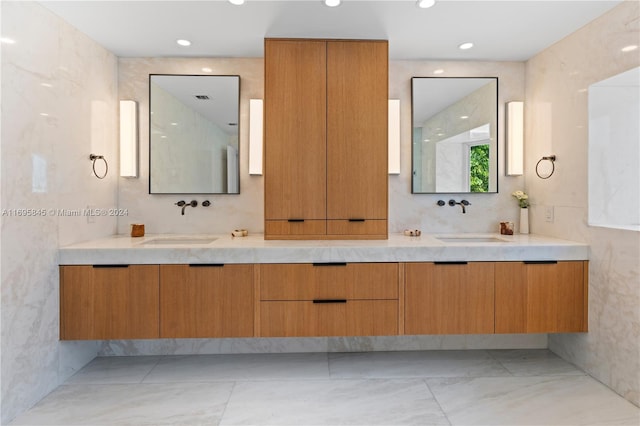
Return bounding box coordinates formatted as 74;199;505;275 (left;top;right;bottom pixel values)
264;38;388;240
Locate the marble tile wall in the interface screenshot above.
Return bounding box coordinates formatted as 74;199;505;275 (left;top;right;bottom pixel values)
1;2;118;423
524;0;640;407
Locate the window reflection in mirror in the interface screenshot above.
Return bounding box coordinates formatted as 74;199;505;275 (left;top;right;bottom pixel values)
149;74;240;194
411;77;498;194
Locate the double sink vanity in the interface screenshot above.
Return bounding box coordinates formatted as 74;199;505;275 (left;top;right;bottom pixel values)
59;38;588;342
59;233;589;341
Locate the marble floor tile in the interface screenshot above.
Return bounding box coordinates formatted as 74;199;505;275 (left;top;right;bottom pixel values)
10;382;234;425
329;350;510;378
143;352;330;383
427;375;640;426
488;349;585;376
65;356;161;384
220;379;449;426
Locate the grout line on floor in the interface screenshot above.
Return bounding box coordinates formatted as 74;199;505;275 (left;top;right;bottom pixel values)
217;381;237;426
423;378;453;426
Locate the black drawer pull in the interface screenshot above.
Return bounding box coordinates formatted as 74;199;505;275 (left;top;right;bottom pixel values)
189;264;224;267
92;264;129;268
348;218;365;222
524;261;558;264
288;218;305;222
434;261;468;265
312;262;347;267
313;299;347;304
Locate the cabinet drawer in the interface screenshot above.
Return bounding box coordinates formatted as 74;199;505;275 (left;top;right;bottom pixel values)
265;220;326;238
260;300;398;337
327;220;387;237
260;263;398;300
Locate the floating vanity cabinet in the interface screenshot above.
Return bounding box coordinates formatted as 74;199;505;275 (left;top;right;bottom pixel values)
60;265;159;340
259;263;399;337
160;264;254;338
404;262;495;335
495;261;588;333
264;38;388;240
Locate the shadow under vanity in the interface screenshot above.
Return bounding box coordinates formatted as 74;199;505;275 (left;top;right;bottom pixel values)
60;38;589;342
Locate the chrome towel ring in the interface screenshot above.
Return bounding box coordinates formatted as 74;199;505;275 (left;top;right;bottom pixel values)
535;155;556;179
89;154;108;179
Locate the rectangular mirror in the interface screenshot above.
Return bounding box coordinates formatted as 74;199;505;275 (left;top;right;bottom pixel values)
149;74;240;194
412;77;498;194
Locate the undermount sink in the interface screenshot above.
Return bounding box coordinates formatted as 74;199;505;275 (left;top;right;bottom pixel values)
436;236;509;243
141;237;217;245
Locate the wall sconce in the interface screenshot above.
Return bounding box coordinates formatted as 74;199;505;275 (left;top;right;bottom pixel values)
119;100;138;178
388;99;400;174
506;101;524;176
249;99;263;175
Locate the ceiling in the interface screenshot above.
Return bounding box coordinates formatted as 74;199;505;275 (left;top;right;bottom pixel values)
39;0;622;61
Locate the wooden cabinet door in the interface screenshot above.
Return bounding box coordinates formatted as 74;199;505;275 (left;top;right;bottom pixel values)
404;262;495;335
60;265;159;340
160;264;254;338
326;40;388;225
495;261;587;333
264;39;327;223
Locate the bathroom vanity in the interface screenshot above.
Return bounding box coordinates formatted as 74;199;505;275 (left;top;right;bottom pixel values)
58;233;588;340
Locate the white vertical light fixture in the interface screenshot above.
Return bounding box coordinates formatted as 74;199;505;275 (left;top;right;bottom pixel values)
249;99;263;175
506;101;524;176
388;99;400;174
119;100;138;178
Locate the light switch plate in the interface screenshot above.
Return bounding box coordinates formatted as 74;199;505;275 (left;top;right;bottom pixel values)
545;206;554;222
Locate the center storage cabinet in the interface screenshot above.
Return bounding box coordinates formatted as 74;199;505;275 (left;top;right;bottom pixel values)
264;38;389;240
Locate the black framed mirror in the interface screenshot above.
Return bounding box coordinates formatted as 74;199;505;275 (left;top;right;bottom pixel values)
412;77;498;194
149;74;240;194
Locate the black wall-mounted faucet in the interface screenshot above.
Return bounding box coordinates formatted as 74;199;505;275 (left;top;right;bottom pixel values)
175;200;198;215
448;199;471;214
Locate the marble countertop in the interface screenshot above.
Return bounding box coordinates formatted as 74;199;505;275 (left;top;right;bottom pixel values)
58;233;589;265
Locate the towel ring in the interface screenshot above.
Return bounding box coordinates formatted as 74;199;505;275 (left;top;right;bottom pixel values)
89;154;108;179
535;155;556;179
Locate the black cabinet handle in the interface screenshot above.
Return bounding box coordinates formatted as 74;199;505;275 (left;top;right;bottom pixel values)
313;299;347;304
92;264;129;268
189;264;224;267
348;218;365;222
288;219;305;222
312;262;347;267
434;261;468;265
523;261;558;264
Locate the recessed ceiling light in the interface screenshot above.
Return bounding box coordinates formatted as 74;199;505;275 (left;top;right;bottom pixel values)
202;67;212;73
171;122;178;126
40;113;49;117
433;69;444;75
176;39;191;47
324;0;341;7
622;44;638;52
229;0;245;4
416;0;436;8
41;83;53;88
460;115;469;119
0;37;16;44
459;42;474;50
